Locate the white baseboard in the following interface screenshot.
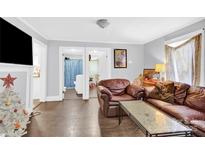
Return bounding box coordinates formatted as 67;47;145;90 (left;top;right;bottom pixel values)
46;96;62;102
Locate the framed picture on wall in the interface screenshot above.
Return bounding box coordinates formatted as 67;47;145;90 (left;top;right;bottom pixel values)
114;49;127;68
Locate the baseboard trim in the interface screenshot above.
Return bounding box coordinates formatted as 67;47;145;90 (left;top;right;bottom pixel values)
46;96;62;102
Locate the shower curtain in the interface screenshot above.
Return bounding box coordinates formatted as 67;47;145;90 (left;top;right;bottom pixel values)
64;59;83;88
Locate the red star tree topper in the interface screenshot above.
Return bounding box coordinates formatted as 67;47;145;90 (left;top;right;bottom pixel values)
0;73;17;88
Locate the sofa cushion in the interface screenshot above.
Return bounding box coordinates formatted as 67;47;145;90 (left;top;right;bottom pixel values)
190;120;205;132
146;98;173;109
184;87;205;112
174;82;190;105
148;81;175;103
98;79;130;96
126;84;144;98
111;94;136;102
161;105;205;123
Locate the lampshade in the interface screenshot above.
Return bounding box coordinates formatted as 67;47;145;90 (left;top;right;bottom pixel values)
155;64;165;72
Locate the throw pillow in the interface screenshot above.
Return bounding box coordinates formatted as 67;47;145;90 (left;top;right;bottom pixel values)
185;87;205;112
148;81;175;103
174;82;190;105
126;84;145;98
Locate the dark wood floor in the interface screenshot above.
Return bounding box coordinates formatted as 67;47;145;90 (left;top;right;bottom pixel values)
64;89;82;100
26;90;144;137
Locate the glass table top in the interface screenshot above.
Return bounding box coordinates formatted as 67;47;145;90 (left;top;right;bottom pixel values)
120;100;192;135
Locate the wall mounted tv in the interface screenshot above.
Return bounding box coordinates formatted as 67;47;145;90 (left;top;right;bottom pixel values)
0;17;33;65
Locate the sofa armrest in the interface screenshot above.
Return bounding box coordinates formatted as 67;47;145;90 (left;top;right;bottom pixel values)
126;85;145;99
97;86;112;100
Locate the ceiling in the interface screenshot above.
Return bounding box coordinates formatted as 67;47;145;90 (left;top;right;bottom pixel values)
21;17;204;44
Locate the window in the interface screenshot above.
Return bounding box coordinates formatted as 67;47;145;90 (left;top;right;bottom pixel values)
165;34;202;86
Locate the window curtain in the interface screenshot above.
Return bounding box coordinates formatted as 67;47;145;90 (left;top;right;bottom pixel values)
64;59;83;88
165;34;202;86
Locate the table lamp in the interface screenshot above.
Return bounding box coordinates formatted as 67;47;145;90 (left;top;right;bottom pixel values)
155;64;165;81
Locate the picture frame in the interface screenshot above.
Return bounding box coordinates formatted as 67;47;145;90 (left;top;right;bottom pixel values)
114;49;127;68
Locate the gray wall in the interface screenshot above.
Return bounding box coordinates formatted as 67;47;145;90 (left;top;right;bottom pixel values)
2;17;47;44
144;19;205;68
47;40;144;97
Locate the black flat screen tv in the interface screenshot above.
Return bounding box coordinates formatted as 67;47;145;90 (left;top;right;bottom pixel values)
0;17;33;65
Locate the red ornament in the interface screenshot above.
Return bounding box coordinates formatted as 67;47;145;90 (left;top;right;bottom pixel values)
0;74;17;88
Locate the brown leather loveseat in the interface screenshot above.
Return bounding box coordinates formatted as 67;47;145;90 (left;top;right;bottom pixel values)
97;79;144;117
145;82;205;136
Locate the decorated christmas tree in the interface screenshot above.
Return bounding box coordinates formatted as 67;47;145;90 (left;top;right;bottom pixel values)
0;74;30;137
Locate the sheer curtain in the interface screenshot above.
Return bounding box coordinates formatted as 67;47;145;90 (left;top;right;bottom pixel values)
165;34;202;86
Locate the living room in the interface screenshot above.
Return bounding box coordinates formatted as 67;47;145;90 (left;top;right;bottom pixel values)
1;16;205;136
0;0;205;153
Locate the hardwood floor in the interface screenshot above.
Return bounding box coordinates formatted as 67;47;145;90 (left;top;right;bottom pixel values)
26;90;144;137
64;89;82;100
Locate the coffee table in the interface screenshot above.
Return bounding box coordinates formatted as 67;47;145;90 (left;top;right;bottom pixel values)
119;100;192;137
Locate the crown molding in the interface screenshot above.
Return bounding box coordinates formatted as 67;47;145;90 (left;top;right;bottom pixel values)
49;38;144;45
17;17;49;40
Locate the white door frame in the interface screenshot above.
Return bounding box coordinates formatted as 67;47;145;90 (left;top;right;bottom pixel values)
32;38;47;102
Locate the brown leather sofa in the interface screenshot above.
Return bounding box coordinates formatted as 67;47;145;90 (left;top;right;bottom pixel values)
97;79;144;117
144;82;205;136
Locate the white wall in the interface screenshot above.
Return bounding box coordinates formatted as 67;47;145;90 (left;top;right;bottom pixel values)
33;78;41;99
47;41;144;97
98;54;107;80
144;19;205;68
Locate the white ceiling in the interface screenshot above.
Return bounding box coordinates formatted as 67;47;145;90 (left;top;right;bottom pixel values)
21;17;204;44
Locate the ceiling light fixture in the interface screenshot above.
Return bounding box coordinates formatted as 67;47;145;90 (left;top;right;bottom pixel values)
96;19;110;29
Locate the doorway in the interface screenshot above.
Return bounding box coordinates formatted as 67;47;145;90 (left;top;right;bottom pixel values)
59;47;85;100
64;55;83;100
88;48;111;98
32;39;47;109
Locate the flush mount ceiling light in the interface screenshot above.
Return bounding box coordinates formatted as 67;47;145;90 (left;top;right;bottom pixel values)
96;19;110;28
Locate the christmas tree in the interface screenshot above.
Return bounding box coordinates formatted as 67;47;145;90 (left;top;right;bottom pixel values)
0;74;30;137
